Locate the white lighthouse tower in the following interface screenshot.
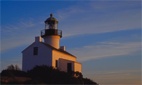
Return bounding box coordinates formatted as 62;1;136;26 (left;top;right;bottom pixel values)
22;14;81;72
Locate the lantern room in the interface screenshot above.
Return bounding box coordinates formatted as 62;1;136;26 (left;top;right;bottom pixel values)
45;14;58;29
41;14;62;38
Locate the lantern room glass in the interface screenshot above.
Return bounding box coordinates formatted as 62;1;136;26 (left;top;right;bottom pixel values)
45;23;58;29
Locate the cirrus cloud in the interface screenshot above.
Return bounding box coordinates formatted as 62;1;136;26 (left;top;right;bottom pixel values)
69;41;141;62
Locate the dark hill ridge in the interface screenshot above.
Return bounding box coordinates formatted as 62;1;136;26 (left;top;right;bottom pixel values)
0;65;99;85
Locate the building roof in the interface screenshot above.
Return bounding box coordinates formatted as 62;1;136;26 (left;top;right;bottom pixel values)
22;42;35;53
41;42;76;58
59;58;81;64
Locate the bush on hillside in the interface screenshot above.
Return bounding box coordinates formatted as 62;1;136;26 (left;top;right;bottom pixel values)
1;65;99;85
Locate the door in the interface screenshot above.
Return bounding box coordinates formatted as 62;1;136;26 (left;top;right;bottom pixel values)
67;63;72;72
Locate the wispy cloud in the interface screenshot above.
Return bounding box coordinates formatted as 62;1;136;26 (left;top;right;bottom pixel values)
1;36;33;52
1;18;43;52
93;70;141;85
2;18;42;34
69;41;141;62
55;1;141;37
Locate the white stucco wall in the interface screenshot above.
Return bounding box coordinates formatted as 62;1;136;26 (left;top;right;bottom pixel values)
58;58;82;72
58;58;74;72
74;62;82;72
52;50;82;72
22;42;52;71
52;50;76;68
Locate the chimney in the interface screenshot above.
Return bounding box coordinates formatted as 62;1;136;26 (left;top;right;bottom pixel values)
60;46;66;51
35;36;42;42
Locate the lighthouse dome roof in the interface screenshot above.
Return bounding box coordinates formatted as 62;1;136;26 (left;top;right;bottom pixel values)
45;14;58;24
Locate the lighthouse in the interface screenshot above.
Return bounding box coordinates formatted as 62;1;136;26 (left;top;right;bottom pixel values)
22;14;82;72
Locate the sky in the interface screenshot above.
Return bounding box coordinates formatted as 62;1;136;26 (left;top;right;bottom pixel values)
1;0;141;85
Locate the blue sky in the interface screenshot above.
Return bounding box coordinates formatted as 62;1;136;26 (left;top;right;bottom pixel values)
1;1;141;85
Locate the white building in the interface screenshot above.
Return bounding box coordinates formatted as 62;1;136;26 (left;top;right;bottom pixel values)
22;14;82;72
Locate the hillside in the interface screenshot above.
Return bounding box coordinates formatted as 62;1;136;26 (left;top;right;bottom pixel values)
0;65;99;85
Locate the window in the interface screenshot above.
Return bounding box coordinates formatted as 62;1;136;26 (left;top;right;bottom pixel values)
33;47;38;55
